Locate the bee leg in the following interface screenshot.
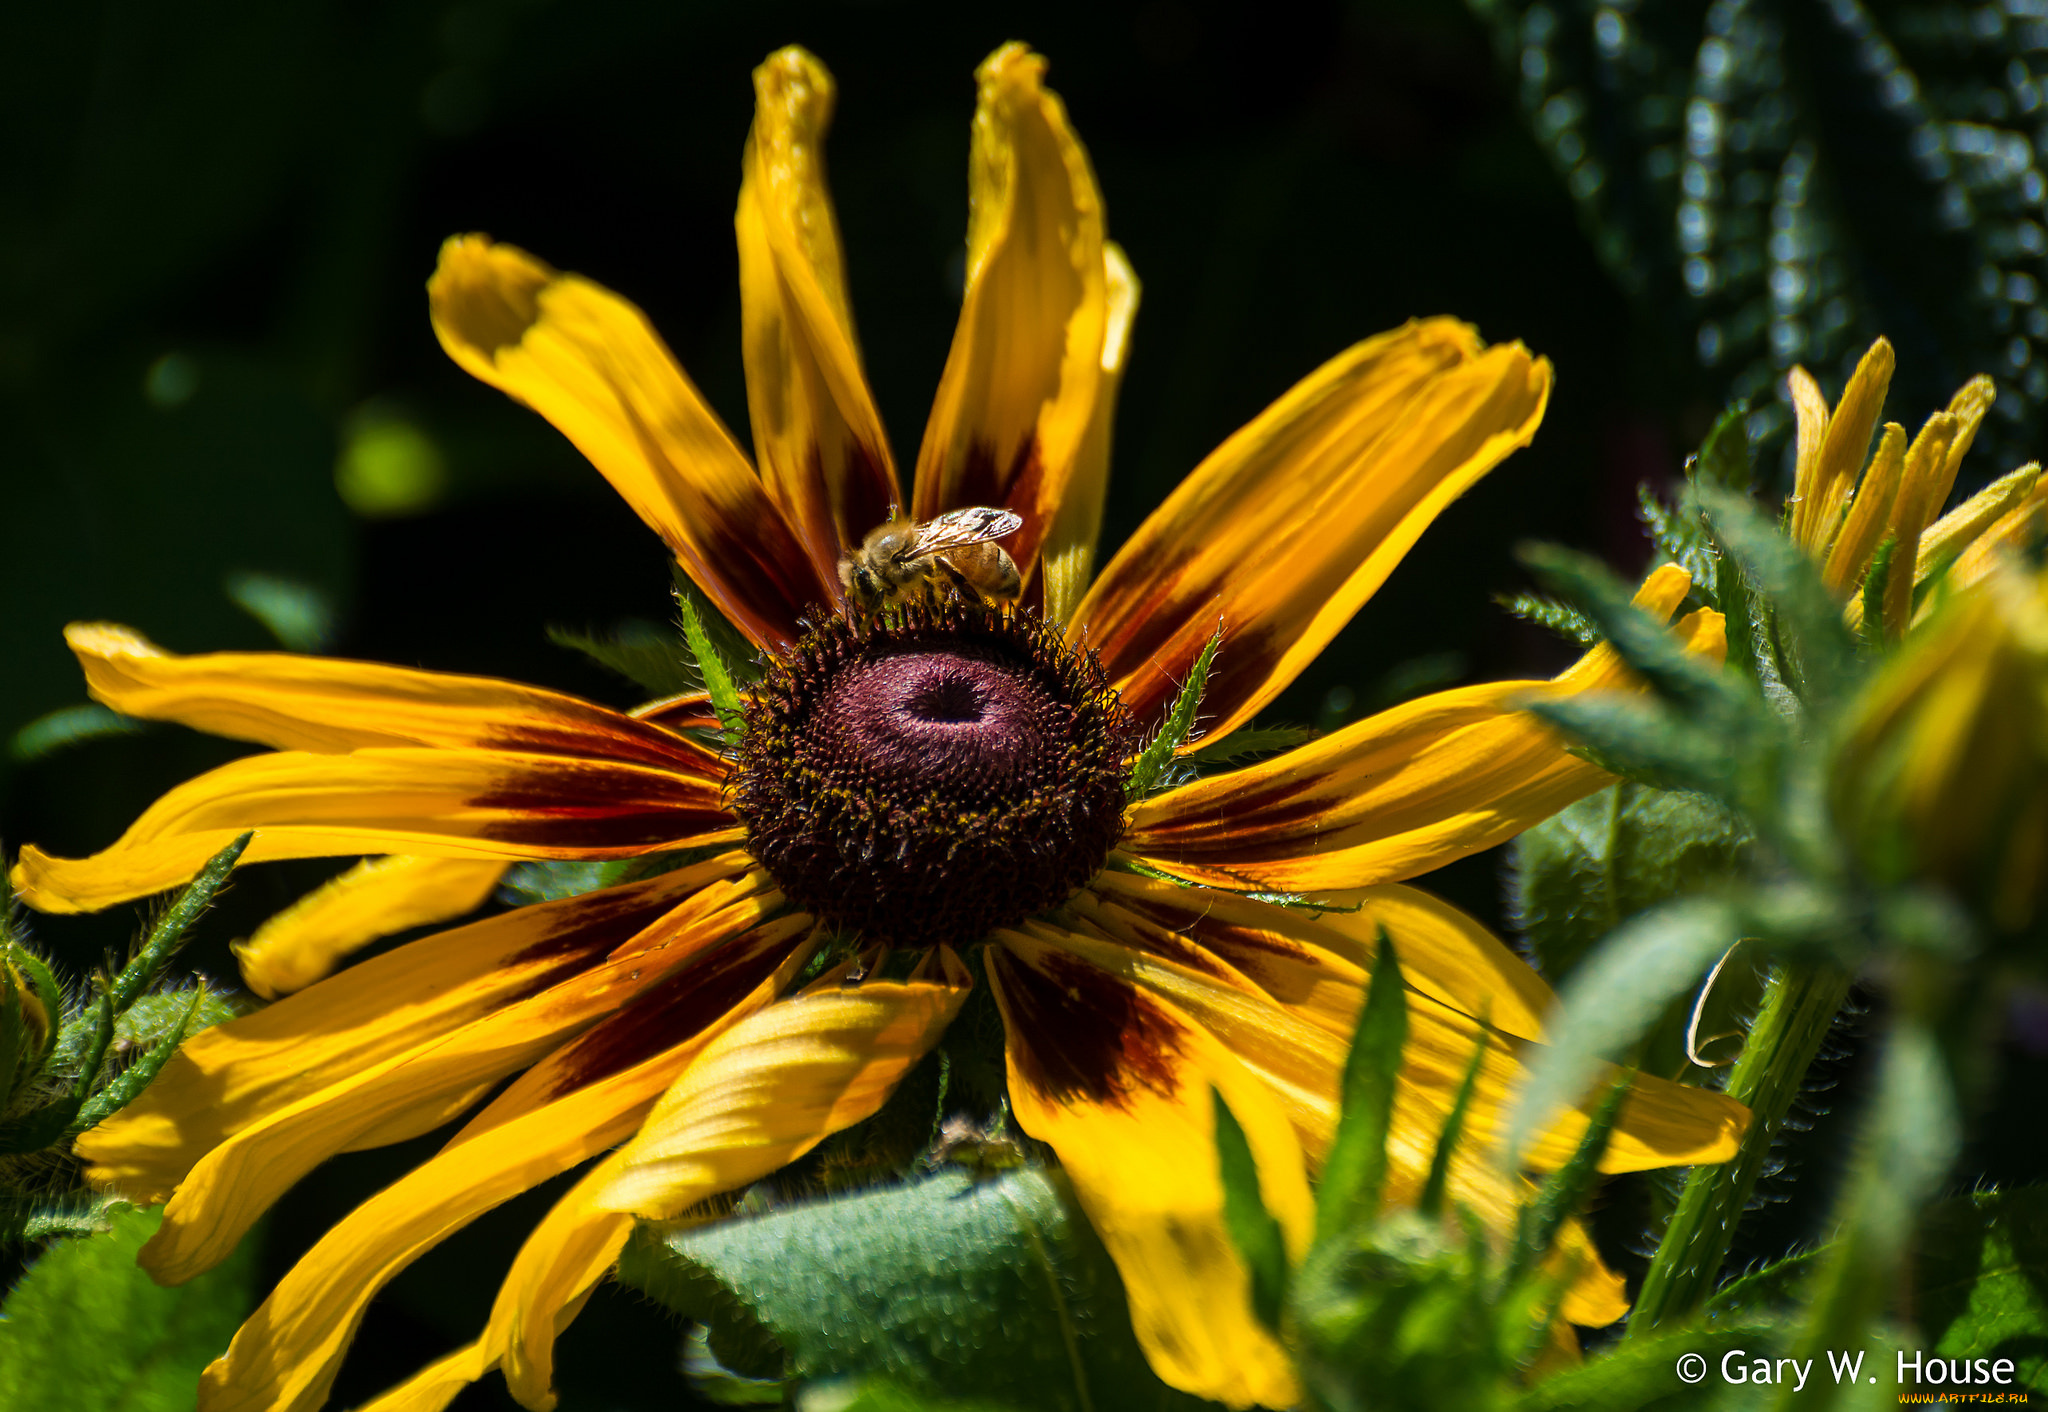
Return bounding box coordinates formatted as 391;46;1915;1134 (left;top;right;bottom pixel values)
930;557;981;604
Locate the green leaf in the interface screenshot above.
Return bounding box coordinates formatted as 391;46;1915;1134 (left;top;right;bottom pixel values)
0;1205;257;1411
1510;1320;1783;1412
9;703;146;763
1127;630;1219;802
619;1168;1222;1412
547;618;702;696
678;590;747;741
1859;535;1898;651
1317;931;1406;1243
797;1377;1017;1412
1904;1186;2048;1388
1211;1088;1288;1332
1705;1249;1824;1320
1506;896;1742;1164
1511;1072;1630;1291
1418;1028;1488;1221
223;569;336;653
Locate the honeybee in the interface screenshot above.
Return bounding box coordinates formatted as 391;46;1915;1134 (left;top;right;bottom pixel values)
838;506;1024;612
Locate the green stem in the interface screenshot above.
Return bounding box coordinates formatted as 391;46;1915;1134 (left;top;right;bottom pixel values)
1628;960;1852;1334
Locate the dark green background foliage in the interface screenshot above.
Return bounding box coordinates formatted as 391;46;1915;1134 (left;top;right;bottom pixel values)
6;1;2048;1409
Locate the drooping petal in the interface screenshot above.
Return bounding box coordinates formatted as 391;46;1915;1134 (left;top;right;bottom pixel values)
232;855;508;999
912;44;1108;578
737;46;901;587
1073;319;1551;740
429;235;818;647
1124;568;1719;892
12;746;741;914
987;933;1310;1410
192;923;815;1412
74;856;752;1202
1041;243;1139;626
1083;867;1554;1043
61;622;723;769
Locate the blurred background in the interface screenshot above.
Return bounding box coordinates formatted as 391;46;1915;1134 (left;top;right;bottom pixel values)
6;1;2047;1406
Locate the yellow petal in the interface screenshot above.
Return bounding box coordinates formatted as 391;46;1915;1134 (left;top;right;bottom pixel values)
233;855;507;999
912;44;1109;578
988;937;1309;1410
737;47;902;587
75;857;752;1202
1947;467;2048;595
1822;422;1905;595
60;622;722;769
429;235;820;647
1041;242;1139;625
12;746;740;914
193;925;812;1412
1084;869;1555;1043
593;956;973;1217
1074;319;1550;741
136;884;795;1287
1882;412;1960;638
1807;337;1895;554
1786;364;1831;551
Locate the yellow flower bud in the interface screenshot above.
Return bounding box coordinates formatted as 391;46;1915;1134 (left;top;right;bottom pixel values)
1834;558;2048;931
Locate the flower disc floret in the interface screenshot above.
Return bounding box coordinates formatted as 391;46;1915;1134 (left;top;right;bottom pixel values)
733;599;1135;947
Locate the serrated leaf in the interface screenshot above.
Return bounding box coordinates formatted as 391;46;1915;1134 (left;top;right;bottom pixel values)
0;1205;257;1410
1509;784;1757;1079
1507;896;1743;1164
1318;932;1405;1243
1907;1186;2048;1388
618;1168;1223;1412
1212;1088;1288;1332
547;618;702;696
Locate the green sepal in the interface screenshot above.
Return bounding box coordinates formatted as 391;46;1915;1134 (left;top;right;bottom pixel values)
1317;931;1406;1243
1524;693;1738;801
112;830;251;1012
1860;534;1899;652
1690;400;1755;496
1125;629;1219;803
676;591;748;741
1184;722;1315;766
69;988;206;1135
224;569;337;652
1697;484;1862;715
0;959;22;1116
1211;1087;1289;1332
1496;591;1601;647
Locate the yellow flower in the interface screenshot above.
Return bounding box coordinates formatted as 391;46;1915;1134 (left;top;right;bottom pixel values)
1835;557;2048;932
12;45;1745;1412
1783;337;2047;638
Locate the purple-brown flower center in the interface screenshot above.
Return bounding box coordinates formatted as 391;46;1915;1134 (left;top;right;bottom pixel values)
733;601;1133;948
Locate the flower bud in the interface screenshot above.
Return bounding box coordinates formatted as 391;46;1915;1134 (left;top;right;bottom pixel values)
0;942;59;1108
1833;559;2048;932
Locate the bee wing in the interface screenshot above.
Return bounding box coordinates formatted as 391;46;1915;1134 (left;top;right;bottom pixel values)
911;507;1024;555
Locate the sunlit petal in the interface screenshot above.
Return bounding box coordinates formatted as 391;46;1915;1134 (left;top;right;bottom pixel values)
1074;319;1550;740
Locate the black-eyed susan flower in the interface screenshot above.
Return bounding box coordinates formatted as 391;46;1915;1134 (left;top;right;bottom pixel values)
12;44;1747;1412
1782;337;2048;638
